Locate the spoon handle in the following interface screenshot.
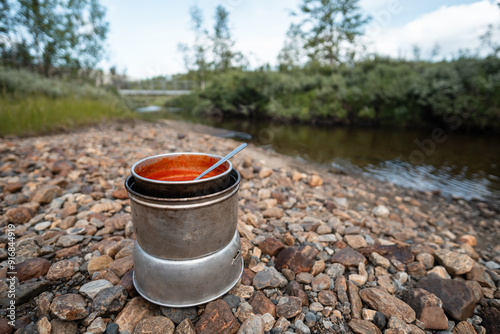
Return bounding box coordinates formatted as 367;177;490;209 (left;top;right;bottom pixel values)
194;143;247;180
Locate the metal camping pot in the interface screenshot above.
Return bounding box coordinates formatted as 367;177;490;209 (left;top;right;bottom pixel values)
125;152;243;307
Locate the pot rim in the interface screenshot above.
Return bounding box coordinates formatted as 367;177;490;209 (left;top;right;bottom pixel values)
125;168;240;203
131;152;233;186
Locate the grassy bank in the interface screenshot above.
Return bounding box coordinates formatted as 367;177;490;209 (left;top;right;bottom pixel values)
0;66;132;137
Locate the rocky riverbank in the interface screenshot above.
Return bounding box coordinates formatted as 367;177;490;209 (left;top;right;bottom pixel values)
0;119;499;334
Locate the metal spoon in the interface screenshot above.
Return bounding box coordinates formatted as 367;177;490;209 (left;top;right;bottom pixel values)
194;143;247;180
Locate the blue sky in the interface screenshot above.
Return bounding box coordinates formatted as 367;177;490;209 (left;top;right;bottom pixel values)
101;0;500;78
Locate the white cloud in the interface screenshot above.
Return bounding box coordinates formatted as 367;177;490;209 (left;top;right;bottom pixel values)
367;1;500;59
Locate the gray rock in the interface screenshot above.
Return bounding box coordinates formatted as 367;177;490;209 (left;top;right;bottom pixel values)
276;296;302;319
237;315;265;334
79;279;114;300
253;267;288;290
91;286;128;316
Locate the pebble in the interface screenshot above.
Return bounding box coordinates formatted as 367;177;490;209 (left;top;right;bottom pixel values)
416;277;476;321
434;249;474;275
91;286;128;316
50;293;88;321
0;121;498;334
237;315;265;334
359;288;416;323
134;316;175;334
46;259;79;280
195;300;240;334
79;279;114;300
276;296;302;319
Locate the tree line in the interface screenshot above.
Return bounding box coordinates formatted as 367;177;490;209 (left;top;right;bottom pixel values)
173;0;500;132
0;0;108;79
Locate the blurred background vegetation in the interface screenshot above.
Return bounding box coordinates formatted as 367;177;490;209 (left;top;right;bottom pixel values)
0;0;499;136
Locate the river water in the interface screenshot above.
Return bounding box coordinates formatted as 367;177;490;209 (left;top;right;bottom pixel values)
140;109;500;202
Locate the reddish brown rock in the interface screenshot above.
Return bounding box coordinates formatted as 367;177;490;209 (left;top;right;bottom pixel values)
112;187;129;199
109;255;134;278
258;237;286;256
358;244;414;264
46;260;78;280
54;244;82;259
481;307;500;334
0;318;13;334
348;319;382;334
275;247;313;274
115;297;158;333
286;281;309;306
330;247;367;268
406;261;427;278
359;288;416;323
419;307;448;330
104;213;131;233
15;258;51;281
452;321;477;334
276;296;302;319
133;316;175;334
118;270;138;297
348;280;362;319
416;277;475;321
6;206;33;224
250;291;276;317
318;290;337;306
50;294;88;321
195;300;239;334
5;182;22;193
465;264;495;288
241;268;255;286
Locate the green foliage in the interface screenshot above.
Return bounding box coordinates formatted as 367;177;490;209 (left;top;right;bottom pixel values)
170;56;500;131
1;0;109;77
0;66;130;136
291;0;371;66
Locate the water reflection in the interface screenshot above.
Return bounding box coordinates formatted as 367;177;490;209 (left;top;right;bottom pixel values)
145;111;500;201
